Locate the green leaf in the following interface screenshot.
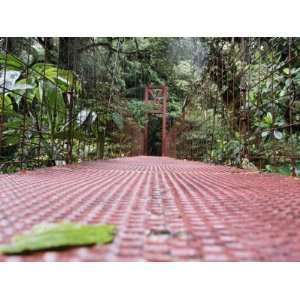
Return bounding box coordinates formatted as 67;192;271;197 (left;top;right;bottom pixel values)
285;78;292;87
265;164;273;172
283;68;289;75
10;83;34;91
0;94;13;113
112;112;124;130
263;112;273;126
38;80;65;111
31;63;81;93
0;53;24;70
0;223;117;254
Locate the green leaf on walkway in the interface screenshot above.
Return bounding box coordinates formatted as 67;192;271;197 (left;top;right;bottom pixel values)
0;223;117;254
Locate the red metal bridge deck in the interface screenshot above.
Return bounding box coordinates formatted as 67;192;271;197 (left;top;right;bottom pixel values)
1;156;300;261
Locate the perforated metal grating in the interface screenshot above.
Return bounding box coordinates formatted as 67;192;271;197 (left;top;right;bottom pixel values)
1;156;300;261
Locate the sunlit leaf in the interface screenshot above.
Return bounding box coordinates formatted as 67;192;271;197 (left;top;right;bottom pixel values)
261;131;270;138
77;109;97;125
10;83;34;90
273;129;283;140
0;70;21;89
263;112;273;126
283;68;289;75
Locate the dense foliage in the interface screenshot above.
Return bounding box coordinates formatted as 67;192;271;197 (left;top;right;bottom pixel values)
177;38;300;176
0;37;299;176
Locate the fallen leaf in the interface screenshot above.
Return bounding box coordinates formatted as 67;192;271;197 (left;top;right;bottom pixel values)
0;223;117;254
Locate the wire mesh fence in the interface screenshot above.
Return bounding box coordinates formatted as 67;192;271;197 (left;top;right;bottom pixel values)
0;37;145;173
176;37;300;176
0;37;83;172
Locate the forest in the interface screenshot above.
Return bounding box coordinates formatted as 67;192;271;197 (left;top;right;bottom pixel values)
0;37;300;176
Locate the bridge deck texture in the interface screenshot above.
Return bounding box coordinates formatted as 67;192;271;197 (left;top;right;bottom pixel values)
1;156;300;261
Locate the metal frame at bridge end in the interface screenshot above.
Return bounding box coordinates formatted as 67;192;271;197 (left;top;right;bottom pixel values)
143;85;168;156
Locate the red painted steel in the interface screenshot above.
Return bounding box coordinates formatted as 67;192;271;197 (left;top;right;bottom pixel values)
143;85;168;156
143;86;149;155
1;156;300;261
161;86;168;156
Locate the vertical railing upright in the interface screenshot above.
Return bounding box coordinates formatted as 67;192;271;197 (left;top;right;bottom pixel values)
161;85;168;157
0;38;8;163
